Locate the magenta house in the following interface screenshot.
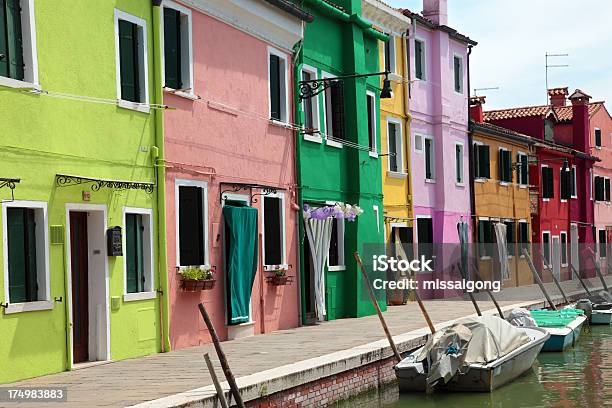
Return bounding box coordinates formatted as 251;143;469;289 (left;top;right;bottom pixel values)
160;0;311;349
402;1;477;297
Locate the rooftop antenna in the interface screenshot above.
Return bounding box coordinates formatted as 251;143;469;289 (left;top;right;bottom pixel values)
545;52;569;104
473;87;499;97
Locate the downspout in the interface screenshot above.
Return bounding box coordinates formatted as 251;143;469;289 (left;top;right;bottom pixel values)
401;28;413;221
467;44;476;242
152;0;170;353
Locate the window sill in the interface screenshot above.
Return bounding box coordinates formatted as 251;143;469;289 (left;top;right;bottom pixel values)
425;178;436;184
456;182;465;187
519;184;528;189
176;264;211;272
499;181;511;186
3;300;54;315
264;264;289;272
387;171;407;179
269;119;291;128
164;87;200;100
474;178;487;183
328;265;346;272
326;139;343;149
369;151;379;158
117;100;150;114
480;256;492;261
123;291;157;302
303;134;322;144
561;263;569;267
571;195;577;199
0;76;40;90
542;198;550;202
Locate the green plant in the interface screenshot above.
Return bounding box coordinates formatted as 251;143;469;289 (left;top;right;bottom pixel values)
180;266;213;281
273;269;286;277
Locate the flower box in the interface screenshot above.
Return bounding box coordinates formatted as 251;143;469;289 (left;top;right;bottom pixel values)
181;278;216;292
266;275;294;286
178;266;215;292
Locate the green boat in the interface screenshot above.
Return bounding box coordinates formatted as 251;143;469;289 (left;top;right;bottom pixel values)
529;309;587;352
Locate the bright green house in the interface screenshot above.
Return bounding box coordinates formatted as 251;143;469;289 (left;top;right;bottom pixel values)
295;0;388;323
0;0;168;383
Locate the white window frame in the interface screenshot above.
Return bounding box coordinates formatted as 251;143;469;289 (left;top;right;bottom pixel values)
114;9;150;113
414;134;423;153
455;141;464;186
559;231;568;267
542;231;552;268
261;192;287;270
0;0;39;90
424;135;435;182
326;201;345;271
518;219;530;258
2;200;51;314
477;216;492;260
321;71;343;149
415;214;433;259
472;140;487;182
268;46;289;124
161;0;194;98
301;64;321;143
517;151;528;188
414;37;426;81
122;207;156;302
386;117;405;177
570;165;577;198
366;90;378;157
498;147;511;186
595;127;602;149
541;164;551;202
452;54;464;94
384;34;397;75
175;179;209;268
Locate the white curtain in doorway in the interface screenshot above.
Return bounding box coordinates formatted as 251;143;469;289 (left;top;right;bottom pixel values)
305;217;333;321
494;222;509;280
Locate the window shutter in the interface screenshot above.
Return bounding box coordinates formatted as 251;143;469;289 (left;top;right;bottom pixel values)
4;0;24;80
330;81;345;140
606;178;611;202
25;209;38;301
0;0;9;77
269;54;281;120
596;129;602;147
7;208;27;303
561;169;570;199
473;145;480;178
548;168;554;198
481;145;490;178
164;8;181;89
125;214;145;293
521;155;529;185
415;41;422;79
384;40;391;73
388;123;398;172
454;57;460;92
179;186;205;266
595;176;605;201
264;197;282;265
425;138;432;179
119;20;140;102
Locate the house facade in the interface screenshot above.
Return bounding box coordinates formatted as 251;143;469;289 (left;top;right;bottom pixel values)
295;0;387;322
361;0;413;304
401;1;476;298
469;97;534;288
0;0;164;383
161;0;310;348
485;88;598;281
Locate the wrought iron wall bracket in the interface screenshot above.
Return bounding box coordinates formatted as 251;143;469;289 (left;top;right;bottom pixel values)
56;174;155;194
298;71;390;101
0;178;20;191
220;182;285;204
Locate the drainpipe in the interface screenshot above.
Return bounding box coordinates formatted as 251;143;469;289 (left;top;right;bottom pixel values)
152;0;171;353
467;44;476;242
401;28;413;221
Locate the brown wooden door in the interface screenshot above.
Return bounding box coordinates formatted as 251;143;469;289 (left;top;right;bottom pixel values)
70;212;89;363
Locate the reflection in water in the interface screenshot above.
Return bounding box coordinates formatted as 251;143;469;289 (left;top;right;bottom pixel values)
341;326;611;408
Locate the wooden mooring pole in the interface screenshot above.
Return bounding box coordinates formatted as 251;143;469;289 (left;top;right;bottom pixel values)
523;249;557;310
588;248;610;292
457;263;481;316
354;252;403;362
198;303;245;408
570;264;592;296
203;353;229;408
470;260;504;318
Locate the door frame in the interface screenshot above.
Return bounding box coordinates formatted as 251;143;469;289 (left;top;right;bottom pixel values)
551;235;561;280
65;204;110;368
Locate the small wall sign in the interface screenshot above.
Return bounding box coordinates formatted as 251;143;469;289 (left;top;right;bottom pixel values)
82;190;91;201
106;226;123;256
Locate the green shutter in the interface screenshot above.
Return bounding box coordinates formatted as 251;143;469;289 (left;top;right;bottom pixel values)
0;0;8;77
2;0;24;80
269;54;281;120
163;7;181;89
480;145;490;178
25;208;37;300
7;208;37;303
454;57;460;92
126;214;145;293
119;20;140;102
520;154;529;185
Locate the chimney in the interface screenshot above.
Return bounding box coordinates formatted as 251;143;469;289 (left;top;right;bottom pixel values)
569;89;591;153
423;0;447;25
548;87;568;107
469;96;486;123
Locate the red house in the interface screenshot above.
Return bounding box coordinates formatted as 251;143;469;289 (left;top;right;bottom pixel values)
484;88;599;281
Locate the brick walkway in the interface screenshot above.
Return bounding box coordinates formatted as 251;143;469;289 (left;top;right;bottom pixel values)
5;276;610;408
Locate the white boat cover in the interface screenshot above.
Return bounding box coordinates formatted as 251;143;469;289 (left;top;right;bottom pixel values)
508;308;538;327
414;315;531;387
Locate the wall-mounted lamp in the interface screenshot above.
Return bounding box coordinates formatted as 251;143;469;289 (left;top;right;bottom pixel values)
298;71;392;100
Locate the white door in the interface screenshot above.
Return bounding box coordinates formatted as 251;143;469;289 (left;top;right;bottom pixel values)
570;224;579;279
552;236;561;280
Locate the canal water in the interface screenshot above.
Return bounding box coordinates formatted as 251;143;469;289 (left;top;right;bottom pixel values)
340;325;611;408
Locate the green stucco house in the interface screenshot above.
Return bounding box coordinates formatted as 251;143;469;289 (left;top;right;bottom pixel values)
295;0;387;323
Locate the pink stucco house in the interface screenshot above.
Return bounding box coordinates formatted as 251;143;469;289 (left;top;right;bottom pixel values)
402;1;477;297
160;0;311;349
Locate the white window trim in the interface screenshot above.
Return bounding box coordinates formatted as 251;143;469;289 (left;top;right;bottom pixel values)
326;201;345;271
268;46;289;124
301;64;321;143
571;165;577;198
560;231;568;267
384;34;397;75
455;141;465;186
0;0;39;90
415;214;433;260
478;217;492;260
122;207;156;302
595;127;602;149
2;200;51;312
321;71;343;149
473;141;488;181
518;220;529;258
366;90;378;158
498;147;511;186
452;53;464;94
423;135;435;182
261;192;287;269
414;37;426;81
541;164;551;202
161;0;194;96
386;117;405;176
114;9;150;113
517;151;528;188
542;231;552;268
414;134;423;153
175;179;209;268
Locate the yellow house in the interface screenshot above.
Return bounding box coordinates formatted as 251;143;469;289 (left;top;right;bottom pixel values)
470;97;535;288
361;0;412;247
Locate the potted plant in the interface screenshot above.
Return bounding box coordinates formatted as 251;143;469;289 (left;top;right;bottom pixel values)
266;267;293;286
179;266;215;291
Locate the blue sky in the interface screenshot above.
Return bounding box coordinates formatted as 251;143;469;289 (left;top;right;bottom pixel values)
383;0;612;110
